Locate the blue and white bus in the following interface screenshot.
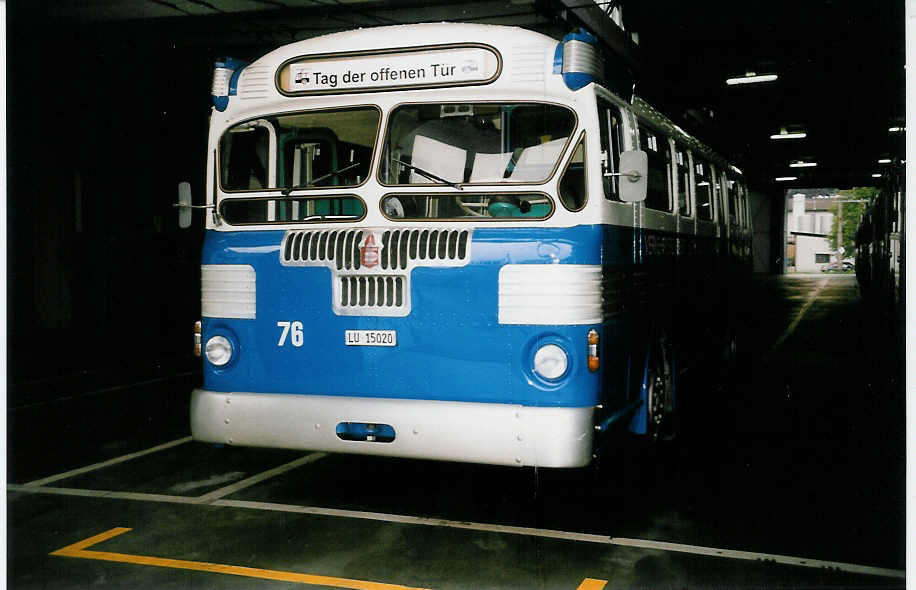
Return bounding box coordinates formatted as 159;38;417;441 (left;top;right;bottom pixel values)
185;23;752;467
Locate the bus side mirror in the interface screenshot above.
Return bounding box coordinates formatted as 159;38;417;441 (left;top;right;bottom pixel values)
617;150;648;203
177;181;193;228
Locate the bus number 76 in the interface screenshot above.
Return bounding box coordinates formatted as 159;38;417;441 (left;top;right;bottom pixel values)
277;321;304;347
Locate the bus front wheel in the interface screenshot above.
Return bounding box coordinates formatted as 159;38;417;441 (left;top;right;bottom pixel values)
646;335;676;442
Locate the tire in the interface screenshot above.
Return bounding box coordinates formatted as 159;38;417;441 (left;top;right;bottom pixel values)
646;334;677;442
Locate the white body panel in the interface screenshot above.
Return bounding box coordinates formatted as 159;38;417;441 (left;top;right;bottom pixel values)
498;264;603;324
201;264;257;319
191;388;594;468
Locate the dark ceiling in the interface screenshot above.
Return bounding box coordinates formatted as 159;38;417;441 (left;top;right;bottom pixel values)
623;0;906;189
12;0;907;189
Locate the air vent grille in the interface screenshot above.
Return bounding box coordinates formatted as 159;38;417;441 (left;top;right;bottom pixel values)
510;45;546;84
280;227;471;317
281;228;472;270
338;275;406;310
237;65;272;100
201;264;256;319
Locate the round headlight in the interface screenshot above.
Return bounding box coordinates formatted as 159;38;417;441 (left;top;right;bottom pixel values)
533;344;568;380
205;335;233;367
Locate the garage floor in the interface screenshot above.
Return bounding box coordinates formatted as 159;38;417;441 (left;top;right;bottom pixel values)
7;274;905;589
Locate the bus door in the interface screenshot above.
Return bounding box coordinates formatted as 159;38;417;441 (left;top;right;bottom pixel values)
596;97;635;414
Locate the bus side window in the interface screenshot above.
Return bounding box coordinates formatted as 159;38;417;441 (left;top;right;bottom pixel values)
740;183;750;228
675;146;691;216
725;176;737;224
711;167;722;222
559;135;586;211
735;182;743;227
220;125;269;191
639;125;671;212
598;100;623;199
695;159;713;220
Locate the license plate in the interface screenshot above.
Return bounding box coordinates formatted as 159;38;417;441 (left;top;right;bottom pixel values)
345;330;397;347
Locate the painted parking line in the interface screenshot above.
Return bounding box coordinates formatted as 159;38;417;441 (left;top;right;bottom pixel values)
22;437;194;487
195;452;328;502
215;499;906;580
23;435;324;502
11;483;904;580
51;527;431;590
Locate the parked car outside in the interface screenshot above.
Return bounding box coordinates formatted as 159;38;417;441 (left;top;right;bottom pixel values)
822;261;855;273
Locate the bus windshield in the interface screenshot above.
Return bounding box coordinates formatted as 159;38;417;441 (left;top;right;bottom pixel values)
379;103;576;186
219;106;380;192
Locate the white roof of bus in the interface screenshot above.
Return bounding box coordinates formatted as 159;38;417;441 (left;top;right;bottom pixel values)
225;23;569;116
254;23;555;62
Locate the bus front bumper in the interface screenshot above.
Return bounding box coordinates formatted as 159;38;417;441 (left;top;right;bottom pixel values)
190;389;594;468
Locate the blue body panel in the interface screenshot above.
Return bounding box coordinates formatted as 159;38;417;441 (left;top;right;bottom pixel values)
201;225;636;409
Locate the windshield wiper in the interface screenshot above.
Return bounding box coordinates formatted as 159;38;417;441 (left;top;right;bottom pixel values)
306;162;361;188
281;162;361;196
299;214;360;221
394;158;463;190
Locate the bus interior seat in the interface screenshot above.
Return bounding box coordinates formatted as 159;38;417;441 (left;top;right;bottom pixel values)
508;138;568;181
470;151;513;182
408;135;466;184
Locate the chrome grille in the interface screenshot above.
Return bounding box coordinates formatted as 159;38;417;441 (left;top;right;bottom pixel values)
338;275;406;310
281;228;472;269
562;40;604;81
281;227;472;317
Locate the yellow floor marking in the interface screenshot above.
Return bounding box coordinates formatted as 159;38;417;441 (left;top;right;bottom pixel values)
769;277;828;352
51;527;133;554
576;579;608;590
52;527;431;590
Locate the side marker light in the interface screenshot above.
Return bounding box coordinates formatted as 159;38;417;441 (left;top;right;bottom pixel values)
194;321;202;357
587;329;600;372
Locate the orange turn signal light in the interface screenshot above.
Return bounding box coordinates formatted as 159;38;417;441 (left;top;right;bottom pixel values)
194;320;202;357
587;329;599;372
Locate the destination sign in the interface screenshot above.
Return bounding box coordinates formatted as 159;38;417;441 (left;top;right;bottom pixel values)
277;46;500;95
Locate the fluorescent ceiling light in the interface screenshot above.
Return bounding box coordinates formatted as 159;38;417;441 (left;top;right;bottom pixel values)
726;73;778;85
789;161;817;168
889;127;905;133
729;165;743;175
771;131;806;140
774;176;798;182
872;173;882;178
878;158;892;164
